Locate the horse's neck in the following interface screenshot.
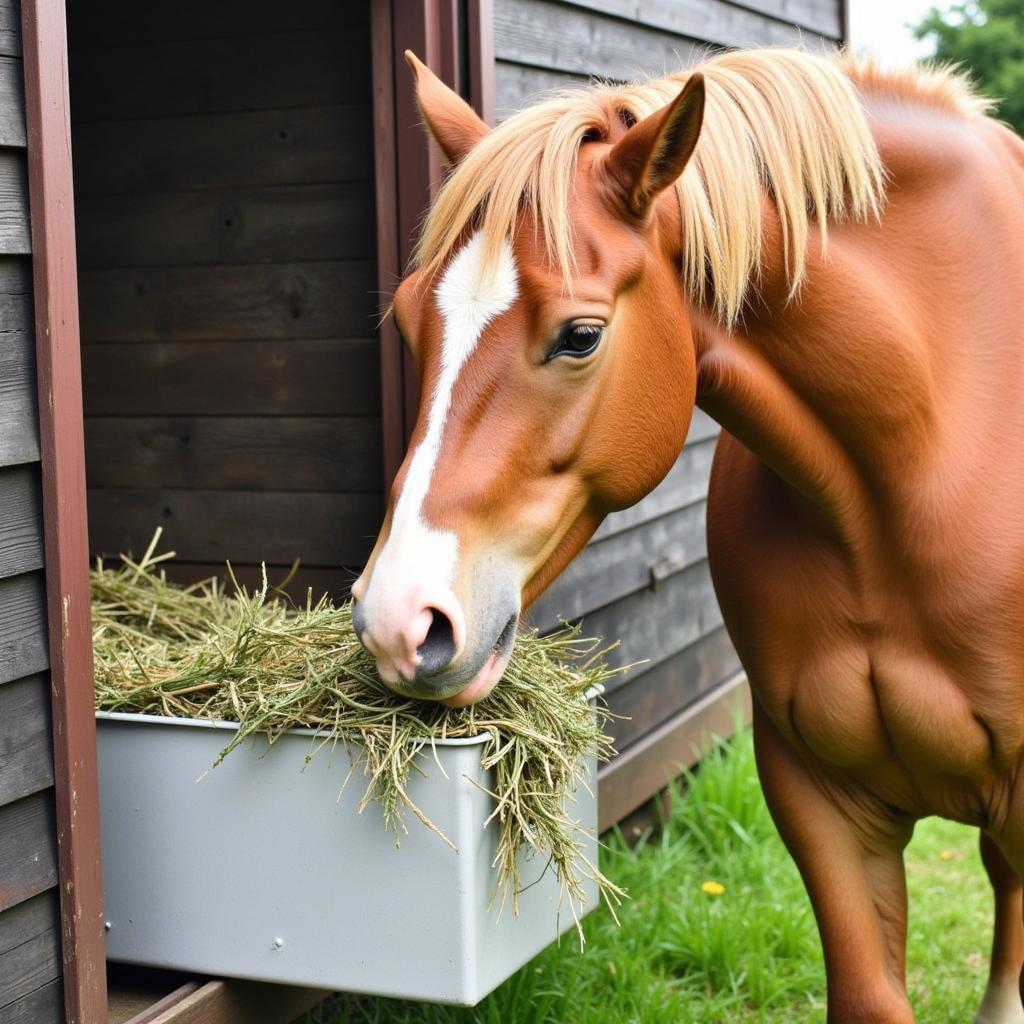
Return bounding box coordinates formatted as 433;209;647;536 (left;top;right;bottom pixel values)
690;102;1024;560
693;302;891;555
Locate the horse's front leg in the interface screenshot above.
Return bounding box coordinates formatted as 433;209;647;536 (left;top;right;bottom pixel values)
753;701;915;1023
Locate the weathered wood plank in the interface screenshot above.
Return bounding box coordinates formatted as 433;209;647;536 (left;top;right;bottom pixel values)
581;557;723;692
78;261;378;343
0;3;19;59
0;674;53;806
81;339;381;417
0;151;28;254
84;417;383;492
493;1;840;117
494;0;704;83
105;979;200;1024
0;891;59;1012
0;58;25;147
0;573;47;686
71;105;374;196
0;978;62;1023
0;255;30;296
0;790;57;914
593;437;717;542
136;979;325;1024
0;465;42;580
0;259;37;469
607;625;740;751
728;0;842;38
495;62;587;118
0;326;38;469
75;182;376;269
530;499;708;630
69;30;371;123
88;489;382;567
66;0;366;47
550;0;834;51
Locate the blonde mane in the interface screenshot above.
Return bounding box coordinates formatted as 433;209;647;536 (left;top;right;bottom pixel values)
415;48;986;326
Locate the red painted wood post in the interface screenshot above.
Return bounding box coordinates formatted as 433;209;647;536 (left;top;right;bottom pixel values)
467;0;496;126
21;0;108;1020
371;0;406;494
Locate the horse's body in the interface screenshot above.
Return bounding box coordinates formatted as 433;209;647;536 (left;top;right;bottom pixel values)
352;49;1024;1021
701;85;1024;1021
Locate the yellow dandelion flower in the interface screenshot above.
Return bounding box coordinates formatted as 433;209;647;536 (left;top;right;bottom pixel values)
939;850;955;861
701;880;725;896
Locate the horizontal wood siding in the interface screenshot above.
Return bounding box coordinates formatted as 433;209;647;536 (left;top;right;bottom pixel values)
0;6;60;1015
0;3;20;57
0;674;52;806
0;259;37;468
86;490;380;568
494;0;841;116
0;465;41;579
0;979;62;1024
0;893;60;1016
69;0;381;591
82;340;380;417
499;0;840;805
83;418;383;492
71;106;373;196
0;572;48;685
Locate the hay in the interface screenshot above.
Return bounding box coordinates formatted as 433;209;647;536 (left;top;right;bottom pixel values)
91;530;625;924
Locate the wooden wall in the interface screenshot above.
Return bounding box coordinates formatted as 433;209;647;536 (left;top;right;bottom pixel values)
508;0;844;816
0;3;64;1020
67;0;382;592
494;0;843;117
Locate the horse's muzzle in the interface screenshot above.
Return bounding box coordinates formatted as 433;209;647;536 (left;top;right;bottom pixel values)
352;593;519;705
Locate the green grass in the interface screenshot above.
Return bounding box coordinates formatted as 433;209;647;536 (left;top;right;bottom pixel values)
313;726;996;1024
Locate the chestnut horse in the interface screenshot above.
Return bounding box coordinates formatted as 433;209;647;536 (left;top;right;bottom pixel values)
351;47;1024;1022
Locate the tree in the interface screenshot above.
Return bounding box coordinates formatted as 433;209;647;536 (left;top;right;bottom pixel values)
913;0;1024;135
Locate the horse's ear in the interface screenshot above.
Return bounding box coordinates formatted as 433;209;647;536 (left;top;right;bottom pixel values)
601;73;705;220
405;50;490;166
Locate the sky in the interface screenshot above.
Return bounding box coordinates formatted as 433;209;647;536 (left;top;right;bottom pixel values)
847;0;942;65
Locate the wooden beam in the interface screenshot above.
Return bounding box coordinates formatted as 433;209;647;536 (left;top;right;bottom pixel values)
370;0;406;490
129;980;327;1024
20;0;107;1019
597;672;751;831
466;0;495;126
109;982;199;1024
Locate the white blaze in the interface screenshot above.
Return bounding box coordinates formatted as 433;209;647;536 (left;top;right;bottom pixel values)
362;233;519;643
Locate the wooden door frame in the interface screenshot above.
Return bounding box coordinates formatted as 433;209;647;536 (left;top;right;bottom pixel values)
371;0;495;489
21;0;107;1019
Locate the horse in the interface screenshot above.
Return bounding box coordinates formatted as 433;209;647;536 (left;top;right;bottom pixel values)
350;45;1024;1023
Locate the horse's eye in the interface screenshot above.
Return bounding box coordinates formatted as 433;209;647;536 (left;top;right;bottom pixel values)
547;322;604;361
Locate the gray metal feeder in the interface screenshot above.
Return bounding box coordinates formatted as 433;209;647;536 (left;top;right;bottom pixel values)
96;705;599;1006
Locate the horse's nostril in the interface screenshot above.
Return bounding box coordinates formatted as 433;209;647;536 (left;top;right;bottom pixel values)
417;608;456;675
351;598;367;641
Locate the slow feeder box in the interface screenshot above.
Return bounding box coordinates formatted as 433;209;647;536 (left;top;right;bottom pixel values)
96;706;599;1006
